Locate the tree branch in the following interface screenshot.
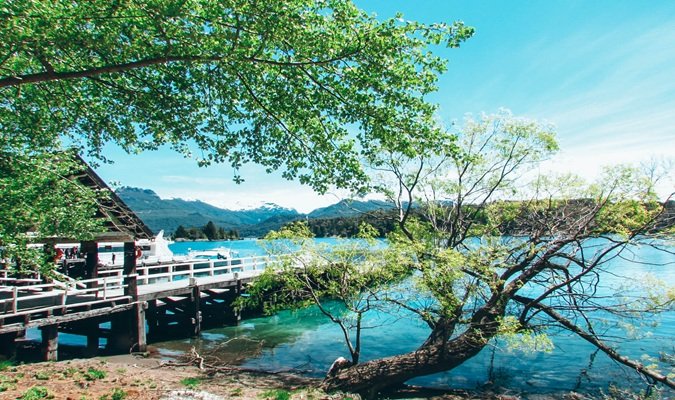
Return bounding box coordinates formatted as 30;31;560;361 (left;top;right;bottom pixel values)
513;295;675;390
1;47;363;89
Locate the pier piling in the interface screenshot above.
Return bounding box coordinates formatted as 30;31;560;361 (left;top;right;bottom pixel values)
41;325;58;361
190;279;202;336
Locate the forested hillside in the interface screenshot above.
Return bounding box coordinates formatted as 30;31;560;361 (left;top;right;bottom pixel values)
116;187;393;237
116;187;301;235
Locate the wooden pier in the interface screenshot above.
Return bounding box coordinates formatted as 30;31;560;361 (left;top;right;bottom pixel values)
0;245;272;361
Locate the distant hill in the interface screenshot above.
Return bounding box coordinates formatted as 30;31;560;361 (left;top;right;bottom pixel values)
308;199;393;219
118;187;675;239
116;187;393;237
116;187;301;235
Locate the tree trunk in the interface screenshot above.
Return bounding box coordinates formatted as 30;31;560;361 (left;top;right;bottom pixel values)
320;306;504;397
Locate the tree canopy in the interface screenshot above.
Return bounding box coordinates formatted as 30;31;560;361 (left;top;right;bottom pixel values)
0;151;104;275
1;0;473;192
0;0;471;272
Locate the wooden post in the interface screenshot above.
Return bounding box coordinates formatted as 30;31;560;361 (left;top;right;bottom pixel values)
0;332;18;359
123;242;146;352
146;299;158;339
222;281;243;325
123;242;137;278
86;333;99;356
123;241;138;299
41;325;58;361
190;278;201;336
108;314;129;353
81;241;98;291
134;302;147;352
11;286;18;313
233;279;242;323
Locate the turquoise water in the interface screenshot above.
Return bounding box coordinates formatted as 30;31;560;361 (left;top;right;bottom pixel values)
164;239;674;396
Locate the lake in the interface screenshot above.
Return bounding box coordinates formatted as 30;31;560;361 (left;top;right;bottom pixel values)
158;238;675;397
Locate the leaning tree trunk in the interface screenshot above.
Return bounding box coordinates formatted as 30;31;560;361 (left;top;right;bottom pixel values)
320;305;505;397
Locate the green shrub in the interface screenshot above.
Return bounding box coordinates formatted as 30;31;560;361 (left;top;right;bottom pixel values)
0;359;14;371
84;367;106;381
260;389;291;400
99;387;127;400
111;388;126;400
180;376;201;389
34;371;51;380
62;367;79;378
19;386;52;400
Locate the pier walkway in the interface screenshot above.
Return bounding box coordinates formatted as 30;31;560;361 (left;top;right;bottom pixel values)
0;255;273;360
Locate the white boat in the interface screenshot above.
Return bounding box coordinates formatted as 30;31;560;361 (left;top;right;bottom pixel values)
95;230;182;266
135;230;178;264
55;231;239;269
186;247;238;261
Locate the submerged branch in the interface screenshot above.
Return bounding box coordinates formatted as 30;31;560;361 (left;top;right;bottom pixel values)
513;295;675;390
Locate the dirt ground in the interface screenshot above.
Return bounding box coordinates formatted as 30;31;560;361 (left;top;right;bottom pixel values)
0;354;613;400
0;354;346;400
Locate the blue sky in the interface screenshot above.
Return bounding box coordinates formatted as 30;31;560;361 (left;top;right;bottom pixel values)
93;1;675;213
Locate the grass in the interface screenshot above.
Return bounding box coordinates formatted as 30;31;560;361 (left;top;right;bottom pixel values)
260;389;291;400
84;367;107;381
180;376;202;389
18;386;53;400
0;375;18;392
99;387;126;400
0;359;14;371
111;388;127;400
34;371;51;380
63;367;80;378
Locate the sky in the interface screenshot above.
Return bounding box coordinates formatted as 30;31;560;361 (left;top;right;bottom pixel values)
93;1;675;213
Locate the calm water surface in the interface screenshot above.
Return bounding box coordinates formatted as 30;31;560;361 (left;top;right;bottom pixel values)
161;239;675;397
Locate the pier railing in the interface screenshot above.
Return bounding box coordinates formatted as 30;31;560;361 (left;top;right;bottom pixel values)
0;255;273;319
93;255;272;285
0;276;129;319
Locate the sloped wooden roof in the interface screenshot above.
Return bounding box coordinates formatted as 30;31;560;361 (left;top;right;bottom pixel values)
71;153;154;241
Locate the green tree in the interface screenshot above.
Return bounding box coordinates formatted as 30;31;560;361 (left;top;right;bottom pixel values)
251;112;675;396
1;0;472;193
203;221;218;241
0;151;104;275
186;227;205;240
0;0;472;274
174;225;188;239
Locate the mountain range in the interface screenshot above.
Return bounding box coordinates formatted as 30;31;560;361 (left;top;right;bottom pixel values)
116;187;392;237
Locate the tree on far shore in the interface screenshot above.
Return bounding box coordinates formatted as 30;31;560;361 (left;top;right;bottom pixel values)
203;221;218;241
173;225;188;239
173;222;239;241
